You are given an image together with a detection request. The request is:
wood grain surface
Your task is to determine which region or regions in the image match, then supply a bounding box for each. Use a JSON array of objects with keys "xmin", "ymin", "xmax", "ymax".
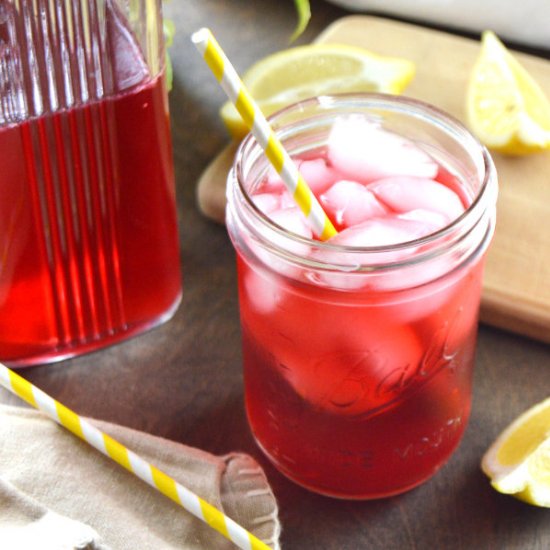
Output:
[
  {"xmin": 2, "ymin": 2, "xmax": 549, "ymax": 549},
  {"xmin": 198, "ymin": 15, "xmax": 550, "ymax": 344}
]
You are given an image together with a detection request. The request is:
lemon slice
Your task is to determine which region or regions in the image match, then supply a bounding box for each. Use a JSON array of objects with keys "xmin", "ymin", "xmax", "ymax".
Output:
[
  {"xmin": 220, "ymin": 43, "xmax": 415, "ymax": 140},
  {"xmin": 466, "ymin": 31, "xmax": 550, "ymax": 155},
  {"xmin": 481, "ymin": 397, "xmax": 550, "ymax": 507}
]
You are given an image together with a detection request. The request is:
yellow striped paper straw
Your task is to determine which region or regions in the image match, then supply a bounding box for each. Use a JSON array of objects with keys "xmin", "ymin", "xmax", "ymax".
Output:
[
  {"xmin": 192, "ymin": 27, "xmax": 337, "ymax": 241},
  {"xmin": 0, "ymin": 363, "xmax": 271, "ymax": 550}
]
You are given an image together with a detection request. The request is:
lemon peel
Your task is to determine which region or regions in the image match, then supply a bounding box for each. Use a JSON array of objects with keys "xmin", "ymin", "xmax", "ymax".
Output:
[
  {"xmin": 481, "ymin": 396, "xmax": 550, "ymax": 507},
  {"xmin": 220, "ymin": 43, "xmax": 415, "ymax": 140},
  {"xmin": 466, "ymin": 31, "xmax": 550, "ymax": 155}
]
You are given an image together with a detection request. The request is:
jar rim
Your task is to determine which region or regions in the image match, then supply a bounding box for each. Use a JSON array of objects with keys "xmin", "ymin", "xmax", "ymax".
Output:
[{"xmin": 232, "ymin": 92, "xmax": 497, "ymax": 266}]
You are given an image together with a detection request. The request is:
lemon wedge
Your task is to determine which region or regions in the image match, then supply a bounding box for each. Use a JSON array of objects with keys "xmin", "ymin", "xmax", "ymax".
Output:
[
  {"xmin": 481, "ymin": 396, "xmax": 550, "ymax": 507},
  {"xmin": 466, "ymin": 31, "xmax": 550, "ymax": 155},
  {"xmin": 220, "ymin": 43, "xmax": 415, "ymax": 140}
]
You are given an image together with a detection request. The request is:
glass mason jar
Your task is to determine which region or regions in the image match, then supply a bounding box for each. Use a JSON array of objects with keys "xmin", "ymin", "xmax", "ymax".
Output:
[
  {"xmin": 0, "ymin": 0, "xmax": 181, "ymax": 365},
  {"xmin": 226, "ymin": 94, "xmax": 497, "ymax": 499}
]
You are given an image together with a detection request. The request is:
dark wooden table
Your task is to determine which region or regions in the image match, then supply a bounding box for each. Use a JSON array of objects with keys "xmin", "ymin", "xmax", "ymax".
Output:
[{"xmin": 2, "ymin": 1, "xmax": 549, "ymax": 548}]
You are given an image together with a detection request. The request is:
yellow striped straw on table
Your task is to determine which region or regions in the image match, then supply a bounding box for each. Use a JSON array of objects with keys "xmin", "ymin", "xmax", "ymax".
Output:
[
  {"xmin": 192, "ymin": 27, "xmax": 337, "ymax": 241},
  {"xmin": 0, "ymin": 363, "xmax": 271, "ymax": 550}
]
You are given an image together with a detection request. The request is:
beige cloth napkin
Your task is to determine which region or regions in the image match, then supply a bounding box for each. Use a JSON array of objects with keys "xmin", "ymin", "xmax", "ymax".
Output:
[{"xmin": 0, "ymin": 404, "xmax": 280, "ymax": 550}]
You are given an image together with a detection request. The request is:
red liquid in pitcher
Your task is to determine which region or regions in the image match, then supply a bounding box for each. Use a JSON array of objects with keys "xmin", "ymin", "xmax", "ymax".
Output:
[
  {"xmin": 236, "ymin": 118, "xmax": 485, "ymax": 498},
  {"xmin": 0, "ymin": 72, "xmax": 181, "ymax": 364}
]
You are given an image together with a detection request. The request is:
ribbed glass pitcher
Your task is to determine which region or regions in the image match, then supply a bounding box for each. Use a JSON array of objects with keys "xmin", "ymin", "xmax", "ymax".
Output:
[{"xmin": 0, "ymin": 0, "xmax": 181, "ymax": 365}]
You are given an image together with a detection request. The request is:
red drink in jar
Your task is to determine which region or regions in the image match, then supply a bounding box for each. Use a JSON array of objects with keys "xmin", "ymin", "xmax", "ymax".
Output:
[
  {"xmin": 226, "ymin": 95, "xmax": 497, "ymax": 498},
  {"xmin": 0, "ymin": 0, "xmax": 181, "ymax": 365}
]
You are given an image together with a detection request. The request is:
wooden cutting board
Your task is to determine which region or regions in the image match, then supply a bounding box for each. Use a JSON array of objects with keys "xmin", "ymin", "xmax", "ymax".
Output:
[{"xmin": 197, "ymin": 15, "xmax": 550, "ymax": 344}]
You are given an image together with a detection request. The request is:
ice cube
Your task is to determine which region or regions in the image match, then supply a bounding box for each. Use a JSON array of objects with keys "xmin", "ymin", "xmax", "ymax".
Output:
[
  {"xmin": 369, "ymin": 264, "xmax": 460, "ymax": 323},
  {"xmin": 330, "ymin": 216, "xmax": 433, "ymax": 248},
  {"xmin": 369, "ymin": 177, "xmax": 465, "ymax": 221},
  {"xmin": 397, "ymin": 208, "xmax": 450, "ymax": 233},
  {"xmin": 320, "ymin": 180, "xmax": 388, "ymax": 228},
  {"xmin": 241, "ymin": 283, "xmax": 343, "ymax": 390},
  {"xmin": 243, "ymin": 269, "xmax": 282, "ymax": 314},
  {"xmin": 258, "ymin": 157, "xmax": 339, "ymax": 197},
  {"xmin": 328, "ymin": 117, "xmax": 438, "ymax": 183},
  {"xmin": 279, "ymin": 191, "xmax": 296, "ymax": 210},
  {"xmin": 252, "ymin": 191, "xmax": 300, "ymax": 215},
  {"xmin": 311, "ymin": 216, "xmax": 446, "ymax": 291},
  {"xmin": 297, "ymin": 158, "xmax": 340, "ymax": 195},
  {"xmin": 281, "ymin": 323, "xmax": 423, "ymax": 416},
  {"xmin": 270, "ymin": 207, "xmax": 313, "ymax": 242},
  {"xmin": 252, "ymin": 193, "xmax": 281, "ymax": 215},
  {"xmin": 247, "ymin": 206, "xmax": 313, "ymax": 280},
  {"xmin": 308, "ymin": 218, "xmax": 420, "ymax": 291},
  {"xmin": 418, "ymin": 258, "xmax": 484, "ymax": 354},
  {"xmin": 260, "ymin": 166, "xmax": 286, "ymax": 193}
]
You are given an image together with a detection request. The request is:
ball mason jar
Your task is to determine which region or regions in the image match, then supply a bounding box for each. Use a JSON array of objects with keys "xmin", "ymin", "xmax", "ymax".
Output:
[{"xmin": 226, "ymin": 94, "xmax": 497, "ymax": 499}]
